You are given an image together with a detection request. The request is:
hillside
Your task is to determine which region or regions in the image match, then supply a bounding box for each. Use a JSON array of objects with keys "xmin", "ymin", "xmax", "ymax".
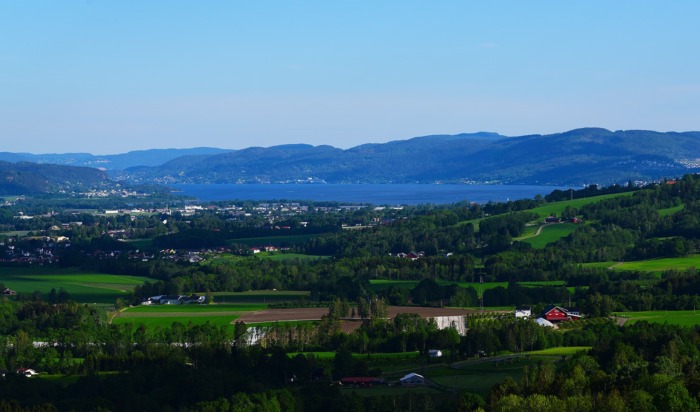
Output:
[
  {"xmin": 0, "ymin": 161, "xmax": 113, "ymax": 195},
  {"xmin": 113, "ymin": 128, "xmax": 700, "ymax": 186},
  {"xmin": 0, "ymin": 147, "xmax": 232, "ymax": 170}
]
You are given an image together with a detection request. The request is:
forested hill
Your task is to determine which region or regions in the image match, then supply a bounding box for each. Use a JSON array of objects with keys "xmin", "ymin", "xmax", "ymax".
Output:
[
  {"xmin": 0, "ymin": 147, "xmax": 231, "ymax": 171},
  {"xmin": 0, "ymin": 161, "xmax": 113, "ymax": 195},
  {"xmin": 114, "ymin": 128, "xmax": 700, "ymax": 186}
]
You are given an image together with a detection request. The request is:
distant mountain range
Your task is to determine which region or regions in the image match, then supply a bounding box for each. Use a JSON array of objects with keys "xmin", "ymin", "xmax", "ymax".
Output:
[
  {"xmin": 0, "ymin": 147, "xmax": 231, "ymax": 170},
  {"xmin": 114, "ymin": 128, "xmax": 700, "ymax": 186},
  {"xmin": 2, "ymin": 128, "xmax": 700, "ymax": 194}
]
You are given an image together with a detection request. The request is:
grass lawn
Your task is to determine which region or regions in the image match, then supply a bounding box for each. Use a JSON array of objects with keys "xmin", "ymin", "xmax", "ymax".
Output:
[
  {"xmin": 0, "ymin": 267, "xmax": 155, "ymax": 304},
  {"xmin": 613, "ymin": 310, "xmax": 700, "ymax": 327}
]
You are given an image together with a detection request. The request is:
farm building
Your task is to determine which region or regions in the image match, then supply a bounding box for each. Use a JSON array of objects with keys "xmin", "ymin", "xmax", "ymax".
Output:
[
  {"xmin": 537, "ymin": 305, "xmax": 582, "ymax": 323},
  {"xmin": 400, "ymin": 373, "xmax": 425, "ymax": 386},
  {"xmin": 515, "ymin": 305, "xmax": 531, "ymax": 318}
]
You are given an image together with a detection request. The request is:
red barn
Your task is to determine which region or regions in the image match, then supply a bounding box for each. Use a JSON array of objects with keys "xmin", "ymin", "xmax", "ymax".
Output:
[{"xmin": 538, "ymin": 305, "xmax": 569, "ymax": 322}]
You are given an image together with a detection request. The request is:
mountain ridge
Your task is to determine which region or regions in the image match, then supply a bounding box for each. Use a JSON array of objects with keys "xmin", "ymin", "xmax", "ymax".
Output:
[{"xmin": 3, "ymin": 128, "xmax": 700, "ymax": 189}]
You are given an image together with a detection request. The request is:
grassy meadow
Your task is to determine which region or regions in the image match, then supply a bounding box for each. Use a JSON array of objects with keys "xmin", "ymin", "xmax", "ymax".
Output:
[
  {"xmin": 112, "ymin": 303, "xmax": 263, "ymax": 330},
  {"xmin": 520, "ymin": 223, "xmax": 578, "ymax": 248},
  {"xmin": 226, "ymin": 234, "xmax": 320, "ymax": 247},
  {"xmin": 613, "ymin": 310, "xmax": 700, "ymax": 327},
  {"xmin": 0, "ymin": 267, "xmax": 155, "ymax": 304},
  {"xmin": 369, "ymin": 279, "xmax": 566, "ymax": 293},
  {"xmin": 584, "ymin": 255, "xmax": 700, "ymax": 275}
]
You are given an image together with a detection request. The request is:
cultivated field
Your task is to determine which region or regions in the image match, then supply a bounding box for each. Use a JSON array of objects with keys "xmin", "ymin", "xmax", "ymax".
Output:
[
  {"xmin": 0, "ymin": 267, "xmax": 154, "ymax": 304},
  {"xmin": 112, "ymin": 303, "xmax": 263, "ymax": 329},
  {"xmin": 613, "ymin": 310, "xmax": 700, "ymax": 327},
  {"xmin": 584, "ymin": 255, "xmax": 700, "ymax": 274}
]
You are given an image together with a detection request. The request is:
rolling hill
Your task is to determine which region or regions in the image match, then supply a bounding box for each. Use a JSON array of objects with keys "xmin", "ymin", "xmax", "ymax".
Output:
[{"xmin": 113, "ymin": 128, "xmax": 700, "ymax": 186}]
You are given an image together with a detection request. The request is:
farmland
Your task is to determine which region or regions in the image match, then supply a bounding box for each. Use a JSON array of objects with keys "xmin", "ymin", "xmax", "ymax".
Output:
[
  {"xmin": 0, "ymin": 267, "xmax": 154, "ymax": 304},
  {"xmin": 584, "ymin": 255, "xmax": 700, "ymax": 274},
  {"xmin": 520, "ymin": 223, "xmax": 578, "ymax": 248},
  {"xmin": 613, "ymin": 310, "xmax": 700, "ymax": 327},
  {"xmin": 112, "ymin": 303, "xmax": 263, "ymax": 330},
  {"xmin": 368, "ymin": 279, "xmax": 565, "ymax": 293}
]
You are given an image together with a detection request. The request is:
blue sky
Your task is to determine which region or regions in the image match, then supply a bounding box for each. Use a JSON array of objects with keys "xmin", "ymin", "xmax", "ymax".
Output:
[{"xmin": 1, "ymin": 1, "xmax": 698, "ymax": 154}]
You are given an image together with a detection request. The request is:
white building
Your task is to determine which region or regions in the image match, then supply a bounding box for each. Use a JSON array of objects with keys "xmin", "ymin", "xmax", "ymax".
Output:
[{"xmin": 400, "ymin": 373, "xmax": 425, "ymax": 386}]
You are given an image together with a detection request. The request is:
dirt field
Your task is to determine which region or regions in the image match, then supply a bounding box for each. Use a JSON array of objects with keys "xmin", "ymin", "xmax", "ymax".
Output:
[{"xmin": 236, "ymin": 306, "xmax": 491, "ymax": 324}]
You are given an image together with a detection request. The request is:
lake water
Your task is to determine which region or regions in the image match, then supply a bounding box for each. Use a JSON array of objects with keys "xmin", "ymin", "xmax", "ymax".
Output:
[{"xmin": 172, "ymin": 184, "xmax": 574, "ymax": 205}]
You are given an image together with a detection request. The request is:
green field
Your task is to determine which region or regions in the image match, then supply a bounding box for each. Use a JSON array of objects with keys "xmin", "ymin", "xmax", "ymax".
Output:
[
  {"xmin": 0, "ymin": 267, "xmax": 155, "ymax": 304},
  {"xmin": 427, "ymin": 355, "xmax": 559, "ymax": 396},
  {"xmin": 520, "ymin": 223, "xmax": 578, "ymax": 249},
  {"xmin": 584, "ymin": 255, "xmax": 700, "ymax": 274},
  {"xmin": 255, "ymin": 252, "xmax": 330, "ymax": 261},
  {"xmin": 525, "ymin": 346, "xmax": 591, "ymax": 356},
  {"xmin": 613, "ymin": 310, "xmax": 700, "ymax": 327},
  {"xmin": 369, "ymin": 279, "xmax": 565, "ymax": 292},
  {"xmin": 212, "ymin": 290, "xmax": 310, "ymax": 304},
  {"xmin": 658, "ymin": 204, "xmax": 684, "ymax": 217},
  {"xmin": 113, "ymin": 302, "xmax": 260, "ymax": 330},
  {"xmin": 0, "ymin": 231, "xmax": 31, "ymax": 237},
  {"xmin": 458, "ymin": 192, "xmax": 631, "ymax": 231},
  {"xmin": 526, "ymin": 193, "xmax": 632, "ymax": 220},
  {"xmin": 227, "ymin": 234, "xmax": 320, "ymax": 246}
]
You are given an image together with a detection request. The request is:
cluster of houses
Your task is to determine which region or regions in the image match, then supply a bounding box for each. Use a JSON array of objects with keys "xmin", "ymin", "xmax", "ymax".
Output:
[
  {"xmin": 544, "ymin": 216, "xmax": 583, "ymax": 224},
  {"xmin": 141, "ymin": 294, "xmax": 206, "ymax": 305},
  {"xmin": 515, "ymin": 304, "xmax": 582, "ymax": 327}
]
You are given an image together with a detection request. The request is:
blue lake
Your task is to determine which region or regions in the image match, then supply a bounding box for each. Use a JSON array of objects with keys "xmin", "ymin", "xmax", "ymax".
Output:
[{"xmin": 172, "ymin": 184, "xmax": 575, "ymax": 205}]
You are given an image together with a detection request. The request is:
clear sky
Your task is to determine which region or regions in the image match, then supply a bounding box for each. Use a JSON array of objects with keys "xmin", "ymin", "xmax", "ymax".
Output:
[{"xmin": 1, "ymin": 1, "xmax": 699, "ymax": 154}]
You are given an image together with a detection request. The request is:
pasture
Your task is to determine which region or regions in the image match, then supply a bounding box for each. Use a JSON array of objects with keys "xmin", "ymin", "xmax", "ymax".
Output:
[
  {"xmin": 520, "ymin": 223, "xmax": 578, "ymax": 249},
  {"xmin": 584, "ymin": 255, "xmax": 700, "ymax": 274},
  {"xmin": 0, "ymin": 267, "xmax": 154, "ymax": 304},
  {"xmin": 613, "ymin": 310, "xmax": 700, "ymax": 327},
  {"xmin": 368, "ymin": 279, "xmax": 566, "ymax": 292},
  {"xmin": 212, "ymin": 290, "xmax": 310, "ymax": 304},
  {"xmin": 255, "ymin": 252, "xmax": 330, "ymax": 261},
  {"xmin": 112, "ymin": 303, "xmax": 260, "ymax": 330},
  {"xmin": 428, "ymin": 355, "xmax": 560, "ymax": 397},
  {"xmin": 226, "ymin": 234, "xmax": 320, "ymax": 247},
  {"xmin": 525, "ymin": 346, "xmax": 591, "ymax": 356},
  {"xmin": 525, "ymin": 192, "xmax": 632, "ymax": 220}
]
